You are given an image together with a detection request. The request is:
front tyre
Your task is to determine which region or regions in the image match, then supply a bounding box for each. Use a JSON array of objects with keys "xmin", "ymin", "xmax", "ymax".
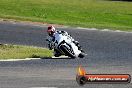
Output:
[
  {"xmin": 60, "ymin": 45, "xmax": 76, "ymax": 58},
  {"xmin": 78, "ymin": 53, "xmax": 85, "ymax": 58}
]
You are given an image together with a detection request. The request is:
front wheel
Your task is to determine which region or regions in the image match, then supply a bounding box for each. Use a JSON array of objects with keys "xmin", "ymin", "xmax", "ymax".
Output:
[
  {"xmin": 78, "ymin": 53, "xmax": 85, "ymax": 58},
  {"xmin": 60, "ymin": 45, "xmax": 76, "ymax": 58}
]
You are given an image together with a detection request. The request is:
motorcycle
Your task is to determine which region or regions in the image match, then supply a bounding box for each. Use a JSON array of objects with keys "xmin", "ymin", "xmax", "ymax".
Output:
[{"xmin": 46, "ymin": 33, "xmax": 85, "ymax": 58}]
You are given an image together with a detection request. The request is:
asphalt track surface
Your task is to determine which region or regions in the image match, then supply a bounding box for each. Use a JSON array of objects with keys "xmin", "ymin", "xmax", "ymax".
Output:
[{"xmin": 0, "ymin": 21, "xmax": 132, "ymax": 88}]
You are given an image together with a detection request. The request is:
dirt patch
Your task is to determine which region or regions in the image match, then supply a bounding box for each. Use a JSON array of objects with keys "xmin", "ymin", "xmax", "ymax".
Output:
[{"xmin": 0, "ymin": 18, "xmax": 65, "ymax": 28}]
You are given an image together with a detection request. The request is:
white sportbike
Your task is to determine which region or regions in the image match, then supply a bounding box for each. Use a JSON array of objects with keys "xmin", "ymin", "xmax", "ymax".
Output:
[{"xmin": 46, "ymin": 33, "xmax": 85, "ymax": 58}]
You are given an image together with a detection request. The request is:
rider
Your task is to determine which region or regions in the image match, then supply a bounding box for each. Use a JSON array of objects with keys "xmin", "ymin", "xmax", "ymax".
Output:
[{"xmin": 46, "ymin": 25, "xmax": 83, "ymax": 57}]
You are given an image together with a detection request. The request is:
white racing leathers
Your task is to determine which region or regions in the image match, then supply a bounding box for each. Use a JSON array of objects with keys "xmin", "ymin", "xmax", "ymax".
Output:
[{"xmin": 46, "ymin": 32, "xmax": 82, "ymax": 58}]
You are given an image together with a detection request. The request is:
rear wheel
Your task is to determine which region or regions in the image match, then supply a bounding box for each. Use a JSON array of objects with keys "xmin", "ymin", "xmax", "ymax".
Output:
[{"xmin": 60, "ymin": 45, "xmax": 76, "ymax": 58}]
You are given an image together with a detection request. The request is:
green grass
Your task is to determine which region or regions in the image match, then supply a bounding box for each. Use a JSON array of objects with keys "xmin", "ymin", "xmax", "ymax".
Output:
[
  {"xmin": 0, "ymin": 0, "xmax": 132, "ymax": 31},
  {"xmin": 0, "ymin": 44, "xmax": 52, "ymax": 59}
]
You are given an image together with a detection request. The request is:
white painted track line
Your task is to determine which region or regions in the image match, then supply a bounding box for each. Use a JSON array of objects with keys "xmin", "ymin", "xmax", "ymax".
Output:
[
  {"xmin": 30, "ymin": 87, "xmax": 57, "ymax": 88},
  {"xmin": 0, "ymin": 58, "xmax": 41, "ymax": 61},
  {"xmin": 0, "ymin": 56, "xmax": 70, "ymax": 61}
]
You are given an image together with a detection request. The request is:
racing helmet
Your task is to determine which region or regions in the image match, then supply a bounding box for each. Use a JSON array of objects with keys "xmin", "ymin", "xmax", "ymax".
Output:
[{"xmin": 47, "ymin": 26, "xmax": 56, "ymax": 36}]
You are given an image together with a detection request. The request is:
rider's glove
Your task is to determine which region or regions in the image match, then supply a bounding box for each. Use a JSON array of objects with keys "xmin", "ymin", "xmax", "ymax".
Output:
[
  {"xmin": 48, "ymin": 43, "xmax": 53, "ymax": 50},
  {"xmin": 46, "ymin": 37, "xmax": 54, "ymax": 50}
]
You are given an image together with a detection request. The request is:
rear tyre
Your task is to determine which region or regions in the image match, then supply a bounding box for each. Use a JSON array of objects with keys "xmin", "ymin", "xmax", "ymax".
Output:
[{"xmin": 60, "ymin": 45, "xmax": 76, "ymax": 58}]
